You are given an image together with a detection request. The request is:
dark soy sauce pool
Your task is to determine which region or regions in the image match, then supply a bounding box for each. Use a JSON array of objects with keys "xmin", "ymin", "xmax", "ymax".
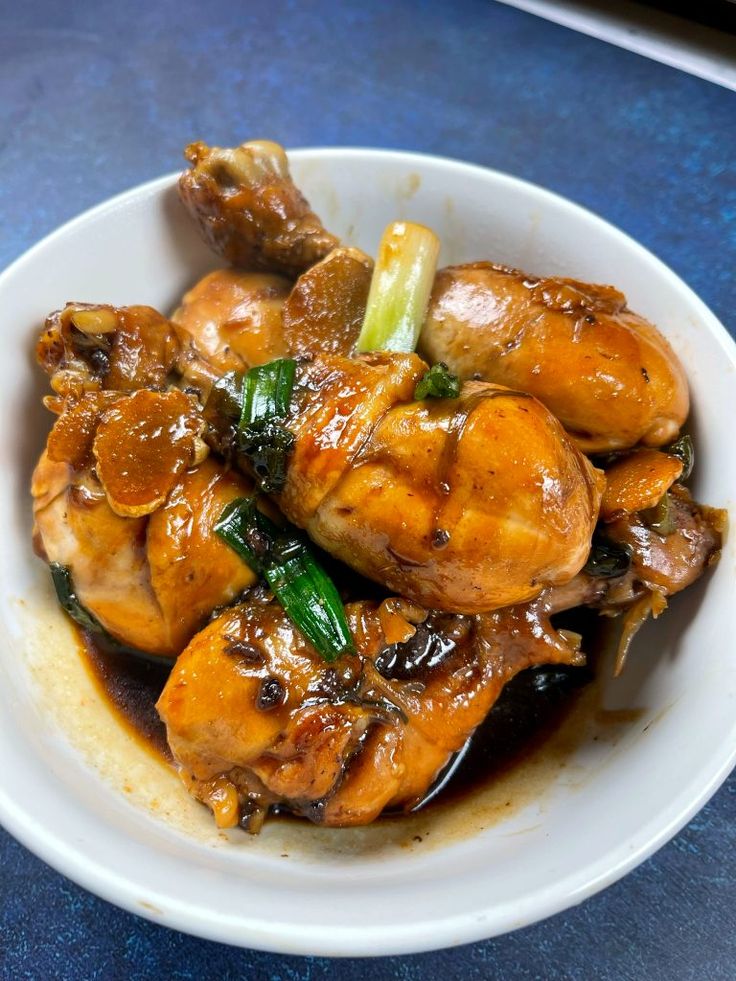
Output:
[
  {"xmin": 78, "ymin": 607, "xmax": 604, "ymax": 817},
  {"xmin": 79, "ymin": 630, "xmax": 172, "ymax": 760}
]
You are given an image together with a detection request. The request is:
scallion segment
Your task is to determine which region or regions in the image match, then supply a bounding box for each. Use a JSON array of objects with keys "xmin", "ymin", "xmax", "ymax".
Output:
[
  {"xmin": 415, "ymin": 362, "xmax": 460, "ymax": 400},
  {"xmin": 50, "ymin": 562, "xmax": 105, "ymax": 633},
  {"xmin": 582, "ymin": 538, "xmax": 632, "ymax": 579},
  {"xmin": 665, "ymin": 434, "xmax": 694, "ymax": 481},
  {"xmin": 642, "ymin": 492, "xmax": 676, "ymax": 536},
  {"xmin": 239, "ymin": 358, "xmax": 297, "ymax": 428},
  {"xmin": 238, "ymin": 359, "xmax": 297, "ymax": 493},
  {"xmin": 356, "ymin": 221, "xmax": 440, "ymax": 353},
  {"xmin": 215, "ymin": 498, "xmax": 355, "ymax": 662},
  {"xmin": 208, "ymin": 371, "xmax": 245, "ymax": 422}
]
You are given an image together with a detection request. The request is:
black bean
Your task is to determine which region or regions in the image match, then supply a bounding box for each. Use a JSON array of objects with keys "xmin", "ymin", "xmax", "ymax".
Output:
[{"xmin": 257, "ymin": 675, "xmax": 285, "ymax": 710}]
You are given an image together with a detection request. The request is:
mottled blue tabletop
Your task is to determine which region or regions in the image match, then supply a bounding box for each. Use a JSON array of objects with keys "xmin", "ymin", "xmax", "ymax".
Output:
[{"xmin": 1, "ymin": 1, "xmax": 735, "ymax": 978}]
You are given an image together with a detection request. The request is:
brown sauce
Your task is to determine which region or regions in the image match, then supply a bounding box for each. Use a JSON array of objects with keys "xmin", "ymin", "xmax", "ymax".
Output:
[
  {"xmin": 76, "ymin": 607, "xmax": 603, "ymax": 819},
  {"xmin": 415, "ymin": 661, "xmax": 591, "ymax": 812},
  {"xmin": 78, "ymin": 629, "xmax": 173, "ymax": 761}
]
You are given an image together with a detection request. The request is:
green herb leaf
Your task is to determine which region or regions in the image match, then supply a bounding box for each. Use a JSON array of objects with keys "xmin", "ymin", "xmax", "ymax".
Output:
[
  {"xmin": 239, "ymin": 420, "xmax": 296, "ymax": 494},
  {"xmin": 215, "ymin": 498, "xmax": 355, "ymax": 662},
  {"xmin": 665, "ymin": 434, "xmax": 694, "ymax": 481},
  {"xmin": 583, "ymin": 538, "xmax": 632, "ymax": 579},
  {"xmin": 414, "ymin": 362, "xmax": 461, "ymax": 400},
  {"xmin": 209, "ymin": 371, "xmax": 245, "ymax": 422}
]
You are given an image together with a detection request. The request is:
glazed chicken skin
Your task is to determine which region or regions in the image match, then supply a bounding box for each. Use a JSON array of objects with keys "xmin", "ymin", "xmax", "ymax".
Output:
[
  {"xmin": 420, "ymin": 263, "xmax": 689, "ymax": 453},
  {"xmin": 157, "ymin": 593, "xmax": 584, "ymax": 829},
  {"xmin": 172, "ymin": 268, "xmax": 291, "ymax": 388},
  {"xmin": 32, "ymin": 390, "xmax": 256, "ymax": 655},
  {"xmin": 38, "ymin": 299, "xmax": 603, "ymax": 620},
  {"xmin": 554, "ymin": 485, "xmax": 723, "ymax": 613},
  {"xmin": 179, "ymin": 140, "xmax": 339, "ymax": 275},
  {"xmin": 273, "ymin": 352, "xmax": 603, "ymax": 613},
  {"xmin": 176, "ymin": 140, "xmax": 688, "ymax": 457}
]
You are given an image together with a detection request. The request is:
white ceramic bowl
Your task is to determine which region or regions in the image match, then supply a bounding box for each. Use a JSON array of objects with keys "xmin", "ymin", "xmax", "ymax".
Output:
[{"xmin": 0, "ymin": 149, "xmax": 734, "ymax": 957}]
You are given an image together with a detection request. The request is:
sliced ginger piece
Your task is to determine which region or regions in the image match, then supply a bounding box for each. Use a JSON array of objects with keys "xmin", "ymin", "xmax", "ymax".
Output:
[
  {"xmin": 601, "ymin": 448, "xmax": 683, "ymax": 521},
  {"xmin": 93, "ymin": 389, "xmax": 201, "ymax": 517},
  {"xmin": 46, "ymin": 392, "xmax": 122, "ymax": 469},
  {"xmin": 282, "ymin": 247, "xmax": 373, "ymax": 356}
]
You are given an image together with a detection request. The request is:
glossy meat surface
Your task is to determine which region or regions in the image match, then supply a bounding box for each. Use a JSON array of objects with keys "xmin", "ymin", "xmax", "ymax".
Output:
[
  {"xmin": 32, "ymin": 392, "xmax": 256, "ymax": 655},
  {"xmin": 179, "ymin": 140, "xmax": 339, "ymax": 274},
  {"xmin": 420, "ymin": 263, "xmax": 689, "ymax": 452},
  {"xmin": 157, "ymin": 595, "xmax": 583, "ymax": 828},
  {"xmin": 278, "ymin": 353, "xmax": 603, "ymax": 612},
  {"xmin": 605, "ymin": 485, "xmax": 724, "ymax": 599},
  {"xmin": 172, "ymin": 269, "xmax": 290, "ymax": 381}
]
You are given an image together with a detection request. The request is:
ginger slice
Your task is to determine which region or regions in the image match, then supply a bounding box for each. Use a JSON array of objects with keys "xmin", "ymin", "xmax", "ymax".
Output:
[
  {"xmin": 601, "ymin": 448, "xmax": 683, "ymax": 521},
  {"xmin": 282, "ymin": 247, "xmax": 373, "ymax": 356},
  {"xmin": 46, "ymin": 392, "xmax": 122, "ymax": 469},
  {"xmin": 93, "ymin": 389, "xmax": 201, "ymax": 517}
]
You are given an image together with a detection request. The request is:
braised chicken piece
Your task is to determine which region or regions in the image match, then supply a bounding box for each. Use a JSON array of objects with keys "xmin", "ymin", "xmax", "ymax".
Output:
[
  {"xmin": 37, "ymin": 302, "xmax": 180, "ymax": 401},
  {"xmin": 604, "ymin": 485, "xmax": 723, "ymax": 599},
  {"xmin": 32, "ymin": 390, "xmax": 256, "ymax": 655},
  {"xmin": 271, "ymin": 352, "xmax": 603, "ymax": 613},
  {"xmin": 158, "ymin": 472, "xmax": 723, "ymax": 829},
  {"xmin": 179, "ymin": 140, "xmax": 339, "ymax": 274},
  {"xmin": 420, "ymin": 263, "xmax": 689, "ymax": 453},
  {"xmin": 171, "ymin": 269, "xmax": 291, "ymax": 388},
  {"xmin": 157, "ymin": 594, "xmax": 584, "ymax": 829},
  {"xmin": 175, "ymin": 146, "xmax": 687, "ymax": 457},
  {"xmin": 551, "ymin": 481, "xmax": 724, "ymax": 673}
]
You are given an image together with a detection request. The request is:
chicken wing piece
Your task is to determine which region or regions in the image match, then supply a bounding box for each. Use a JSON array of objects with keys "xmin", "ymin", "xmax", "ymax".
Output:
[
  {"xmin": 547, "ymin": 482, "xmax": 724, "ymax": 674},
  {"xmin": 420, "ymin": 263, "xmax": 689, "ymax": 453},
  {"xmin": 37, "ymin": 302, "xmax": 180, "ymax": 401},
  {"xmin": 157, "ymin": 593, "xmax": 584, "ymax": 830},
  {"xmin": 549, "ymin": 484, "xmax": 724, "ymax": 614},
  {"xmin": 171, "ymin": 269, "xmax": 291, "ymax": 386},
  {"xmin": 32, "ymin": 390, "xmax": 256, "ymax": 655},
  {"xmin": 178, "ymin": 140, "xmax": 339, "ymax": 274},
  {"xmin": 269, "ymin": 352, "xmax": 603, "ymax": 613},
  {"xmin": 603, "ymin": 484, "xmax": 724, "ymax": 601}
]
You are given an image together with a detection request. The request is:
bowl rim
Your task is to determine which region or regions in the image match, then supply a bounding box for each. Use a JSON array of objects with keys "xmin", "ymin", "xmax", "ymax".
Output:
[{"xmin": 1, "ymin": 146, "xmax": 735, "ymax": 956}]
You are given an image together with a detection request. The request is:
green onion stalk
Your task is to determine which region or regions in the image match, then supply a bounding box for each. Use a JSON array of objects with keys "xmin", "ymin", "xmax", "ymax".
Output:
[
  {"xmin": 215, "ymin": 498, "xmax": 355, "ymax": 662},
  {"xmin": 356, "ymin": 220, "xmax": 440, "ymax": 354}
]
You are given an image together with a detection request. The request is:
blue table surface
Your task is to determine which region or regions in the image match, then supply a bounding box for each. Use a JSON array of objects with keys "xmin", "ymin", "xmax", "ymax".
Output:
[{"xmin": 1, "ymin": 1, "xmax": 734, "ymax": 977}]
